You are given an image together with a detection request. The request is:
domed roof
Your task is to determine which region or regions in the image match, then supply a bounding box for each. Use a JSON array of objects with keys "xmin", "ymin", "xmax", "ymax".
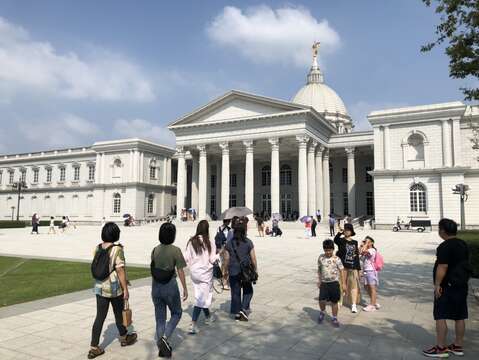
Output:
[{"xmin": 291, "ymin": 42, "xmax": 351, "ymax": 126}]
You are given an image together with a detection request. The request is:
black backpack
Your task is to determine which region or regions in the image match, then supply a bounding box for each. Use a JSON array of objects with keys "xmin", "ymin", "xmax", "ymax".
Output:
[
  {"xmin": 91, "ymin": 244, "xmax": 120, "ymax": 281},
  {"xmin": 150, "ymin": 248, "xmax": 175, "ymax": 284},
  {"xmin": 215, "ymin": 227, "xmax": 228, "ymax": 250}
]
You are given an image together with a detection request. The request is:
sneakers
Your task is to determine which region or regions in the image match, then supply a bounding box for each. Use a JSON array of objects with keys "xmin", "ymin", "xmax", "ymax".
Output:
[
  {"xmin": 447, "ymin": 344, "xmax": 464, "ymax": 356},
  {"xmin": 158, "ymin": 336, "xmax": 172, "ymax": 358},
  {"xmin": 374, "ymin": 303, "xmax": 381, "ymax": 310},
  {"xmin": 120, "ymin": 332, "xmax": 137, "ymax": 347},
  {"xmin": 318, "ymin": 311, "xmax": 325, "ymax": 324},
  {"xmin": 422, "ymin": 346, "xmax": 449, "ymax": 358},
  {"xmin": 188, "ymin": 323, "xmax": 198, "ymax": 335},
  {"xmin": 351, "ymin": 304, "xmax": 358, "ymax": 313},
  {"xmin": 331, "ymin": 317, "xmax": 340, "ymax": 328},
  {"xmin": 362, "ymin": 305, "xmax": 376, "ymax": 312},
  {"xmin": 239, "ymin": 310, "xmax": 249, "ymax": 322},
  {"xmin": 204, "ymin": 314, "xmax": 216, "ymax": 325}
]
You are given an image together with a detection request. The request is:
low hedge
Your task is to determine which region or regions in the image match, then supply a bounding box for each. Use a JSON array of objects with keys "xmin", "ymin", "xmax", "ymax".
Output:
[
  {"xmin": 458, "ymin": 230, "xmax": 479, "ymax": 278},
  {"xmin": 0, "ymin": 221, "xmax": 26, "ymax": 228},
  {"xmin": 38, "ymin": 220, "xmax": 62, "ymax": 227}
]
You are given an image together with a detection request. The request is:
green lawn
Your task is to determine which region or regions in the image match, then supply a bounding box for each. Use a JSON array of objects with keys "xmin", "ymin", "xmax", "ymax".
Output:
[{"xmin": 0, "ymin": 256, "xmax": 150, "ymax": 307}]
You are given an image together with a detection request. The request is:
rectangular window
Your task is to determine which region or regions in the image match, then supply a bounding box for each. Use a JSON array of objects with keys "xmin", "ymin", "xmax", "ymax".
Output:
[
  {"xmin": 229, "ymin": 193, "xmax": 237, "ymax": 207},
  {"xmin": 74, "ymin": 167, "xmax": 80, "ymax": 181},
  {"xmin": 210, "ymin": 194, "xmax": 216, "ymax": 215},
  {"xmin": 330, "ymin": 192, "xmax": 334, "ymax": 214},
  {"xmin": 9, "ymin": 171, "xmax": 14, "ymax": 184},
  {"xmin": 365, "ymin": 166, "xmax": 372, "ymax": 183},
  {"xmin": 20, "ymin": 170, "xmax": 26, "ymax": 183},
  {"xmin": 33, "ymin": 169, "xmax": 39, "ymax": 183},
  {"xmin": 366, "ymin": 191, "xmax": 374, "ymax": 215},
  {"xmin": 342, "ymin": 168, "xmax": 347, "ymax": 183},
  {"xmin": 211, "ymin": 174, "xmax": 216, "ymax": 189},
  {"xmin": 230, "ymin": 174, "xmax": 237, "ymax": 187},
  {"xmin": 46, "ymin": 168, "xmax": 52, "ymax": 183},
  {"xmin": 343, "ymin": 192, "xmax": 349, "ymax": 215},
  {"xmin": 88, "ymin": 166, "xmax": 95, "ymax": 181},
  {"xmin": 60, "ymin": 168, "xmax": 66, "ymax": 182},
  {"xmin": 150, "ymin": 166, "xmax": 156, "ymax": 180}
]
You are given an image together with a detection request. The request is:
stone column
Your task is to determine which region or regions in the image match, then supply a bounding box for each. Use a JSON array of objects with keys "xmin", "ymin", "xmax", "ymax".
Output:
[
  {"xmin": 220, "ymin": 142, "xmax": 230, "ymax": 214},
  {"xmin": 176, "ymin": 147, "xmax": 186, "ymax": 219},
  {"xmin": 100, "ymin": 153, "xmax": 106, "ymax": 183},
  {"xmin": 139, "ymin": 152, "xmax": 144, "ymax": 183},
  {"xmin": 162, "ymin": 158, "xmax": 168, "ymax": 185},
  {"xmin": 401, "ymin": 142, "xmax": 408, "ymax": 169},
  {"xmin": 322, "ymin": 149, "xmax": 331, "ymax": 216},
  {"xmin": 346, "ymin": 147, "xmax": 356, "ymax": 217},
  {"xmin": 243, "ymin": 140, "xmax": 254, "ymax": 211},
  {"xmin": 307, "ymin": 140, "xmax": 317, "ymax": 216},
  {"xmin": 191, "ymin": 153, "xmax": 199, "ymax": 212},
  {"xmin": 442, "ymin": 119, "xmax": 452, "ymax": 167},
  {"xmin": 128, "ymin": 150, "xmax": 133, "ymax": 182},
  {"xmin": 373, "ymin": 126, "xmax": 383, "ymax": 170},
  {"xmin": 197, "ymin": 145, "xmax": 207, "ymax": 219},
  {"xmin": 452, "ymin": 118, "xmax": 462, "ymax": 166},
  {"xmin": 269, "ymin": 137, "xmax": 280, "ymax": 215},
  {"xmin": 384, "ymin": 125, "xmax": 391, "ymax": 169},
  {"xmin": 95, "ymin": 153, "xmax": 101, "ymax": 183},
  {"xmin": 166, "ymin": 158, "xmax": 172, "ymax": 185},
  {"xmin": 315, "ymin": 145, "xmax": 324, "ymax": 220},
  {"xmin": 296, "ymin": 135, "xmax": 309, "ymax": 217},
  {"xmin": 215, "ymin": 161, "xmax": 222, "ymax": 216}
]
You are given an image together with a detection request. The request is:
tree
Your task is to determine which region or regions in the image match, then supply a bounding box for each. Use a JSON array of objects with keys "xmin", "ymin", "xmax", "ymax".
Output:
[{"xmin": 421, "ymin": 0, "xmax": 479, "ymax": 100}]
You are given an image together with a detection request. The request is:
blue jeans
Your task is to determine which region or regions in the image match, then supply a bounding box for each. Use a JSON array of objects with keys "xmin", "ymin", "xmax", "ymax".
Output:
[
  {"xmin": 151, "ymin": 278, "xmax": 182, "ymax": 341},
  {"xmin": 192, "ymin": 306, "xmax": 210, "ymax": 322},
  {"xmin": 229, "ymin": 274, "xmax": 253, "ymax": 315}
]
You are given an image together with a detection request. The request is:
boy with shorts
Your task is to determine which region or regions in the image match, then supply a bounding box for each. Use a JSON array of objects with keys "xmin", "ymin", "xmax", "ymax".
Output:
[{"xmin": 317, "ymin": 239, "xmax": 346, "ymax": 327}]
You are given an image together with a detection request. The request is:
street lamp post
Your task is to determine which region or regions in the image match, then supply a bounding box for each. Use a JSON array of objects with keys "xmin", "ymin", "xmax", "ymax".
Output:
[
  {"xmin": 452, "ymin": 184, "xmax": 469, "ymax": 231},
  {"xmin": 11, "ymin": 181, "xmax": 28, "ymax": 221}
]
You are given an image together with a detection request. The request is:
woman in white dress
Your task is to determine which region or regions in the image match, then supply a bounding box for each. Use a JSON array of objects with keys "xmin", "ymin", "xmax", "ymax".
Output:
[{"xmin": 184, "ymin": 220, "xmax": 219, "ymax": 334}]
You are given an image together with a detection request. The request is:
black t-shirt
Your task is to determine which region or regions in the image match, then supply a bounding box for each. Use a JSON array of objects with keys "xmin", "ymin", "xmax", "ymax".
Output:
[
  {"xmin": 225, "ymin": 237, "xmax": 254, "ymax": 276},
  {"xmin": 433, "ymin": 238, "xmax": 469, "ymax": 287},
  {"xmin": 333, "ymin": 233, "xmax": 361, "ymax": 270}
]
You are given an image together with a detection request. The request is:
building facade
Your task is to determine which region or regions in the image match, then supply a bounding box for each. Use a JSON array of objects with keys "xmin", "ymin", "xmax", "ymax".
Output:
[{"xmin": 2, "ymin": 49, "xmax": 479, "ymax": 226}]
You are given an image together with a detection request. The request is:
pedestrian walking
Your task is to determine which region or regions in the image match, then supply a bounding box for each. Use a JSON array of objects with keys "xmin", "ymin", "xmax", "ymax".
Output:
[
  {"xmin": 48, "ymin": 216, "xmax": 56, "ymax": 234},
  {"xmin": 304, "ymin": 219, "xmax": 312, "ymax": 238},
  {"xmin": 334, "ymin": 223, "xmax": 361, "ymax": 313},
  {"xmin": 360, "ymin": 236, "xmax": 381, "ymax": 312},
  {"xmin": 223, "ymin": 218, "xmax": 258, "ymax": 321},
  {"xmin": 328, "ymin": 214, "xmax": 335, "ymax": 237},
  {"xmin": 88, "ymin": 222, "xmax": 137, "ymax": 359},
  {"xmin": 256, "ymin": 215, "xmax": 265, "ymax": 237},
  {"xmin": 311, "ymin": 218, "xmax": 317, "ymax": 237},
  {"xmin": 316, "ymin": 209, "xmax": 322, "ymax": 223},
  {"xmin": 31, "ymin": 213, "xmax": 40, "ymax": 234},
  {"xmin": 423, "ymin": 219, "xmax": 471, "ymax": 358},
  {"xmin": 184, "ymin": 220, "xmax": 219, "ymax": 334},
  {"xmin": 215, "ymin": 219, "xmax": 231, "ymax": 290},
  {"xmin": 151, "ymin": 222, "xmax": 188, "ymax": 358},
  {"xmin": 317, "ymin": 239, "xmax": 346, "ymax": 327}
]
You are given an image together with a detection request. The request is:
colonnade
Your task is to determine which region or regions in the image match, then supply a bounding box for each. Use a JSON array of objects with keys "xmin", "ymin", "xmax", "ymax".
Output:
[{"xmin": 176, "ymin": 136, "xmax": 358, "ymax": 220}]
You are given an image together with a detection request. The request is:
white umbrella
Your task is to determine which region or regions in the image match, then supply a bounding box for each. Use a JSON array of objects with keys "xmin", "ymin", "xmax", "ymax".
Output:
[{"xmin": 220, "ymin": 207, "xmax": 253, "ymax": 220}]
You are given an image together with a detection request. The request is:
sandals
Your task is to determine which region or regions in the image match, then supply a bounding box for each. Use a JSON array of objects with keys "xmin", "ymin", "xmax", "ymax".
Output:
[
  {"xmin": 120, "ymin": 333, "xmax": 138, "ymax": 347},
  {"xmin": 87, "ymin": 347, "xmax": 104, "ymax": 359}
]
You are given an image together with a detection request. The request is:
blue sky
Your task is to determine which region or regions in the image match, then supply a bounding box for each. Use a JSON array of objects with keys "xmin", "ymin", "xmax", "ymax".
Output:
[{"xmin": 0, "ymin": 0, "xmax": 469, "ymax": 154}]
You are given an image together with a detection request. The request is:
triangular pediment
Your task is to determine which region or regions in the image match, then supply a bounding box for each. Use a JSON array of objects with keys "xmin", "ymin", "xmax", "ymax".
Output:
[{"xmin": 169, "ymin": 90, "xmax": 307, "ymax": 128}]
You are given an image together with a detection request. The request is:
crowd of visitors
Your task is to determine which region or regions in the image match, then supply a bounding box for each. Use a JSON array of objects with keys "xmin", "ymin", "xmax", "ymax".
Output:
[{"xmin": 85, "ymin": 216, "xmax": 471, "ymax": 358}]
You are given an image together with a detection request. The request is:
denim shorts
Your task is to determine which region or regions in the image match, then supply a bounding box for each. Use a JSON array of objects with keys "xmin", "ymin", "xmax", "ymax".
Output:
[{"xmin": 363, "ymin": 270, "xmax": 379, "ymax": 286}]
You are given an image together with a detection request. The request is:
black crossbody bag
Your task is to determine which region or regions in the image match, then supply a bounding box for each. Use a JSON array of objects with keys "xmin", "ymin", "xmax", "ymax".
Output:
[
  {"xmin": 232, "ymin": 241, "xmax": 258, "ymax": 284},
  {"xmin": 150, "ymin": 248, "xmax": 175, "ymax": 284}
]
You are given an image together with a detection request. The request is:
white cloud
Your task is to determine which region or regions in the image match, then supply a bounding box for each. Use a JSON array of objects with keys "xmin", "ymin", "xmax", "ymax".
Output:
[
  {"xmin": 0, "ymin": 17, "xmax": 154, "ymax": 102},
  {"xmin": 349, "ymin": 101, "xmax": 409, "ymax": 131},
  {"xmin": 207, "ymin": 5, "xmax": 340, "ymax": 67},
  {"xmin": 18, "ymin": 114, "xmax": 99, "ymax": 148},
  {"xmin": 113, "ymin": 118, "xmax": 176, "ymax": 146}
]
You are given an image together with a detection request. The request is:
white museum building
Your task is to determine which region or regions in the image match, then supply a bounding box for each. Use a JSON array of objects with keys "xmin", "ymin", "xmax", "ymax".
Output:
[{"xmin": 1, "ymin": 51, "xmax": 479, "ymax": 227}]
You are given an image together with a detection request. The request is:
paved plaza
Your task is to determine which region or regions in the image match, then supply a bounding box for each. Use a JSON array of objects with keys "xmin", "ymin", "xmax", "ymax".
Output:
[{"xmin": 0, "ymin": 223, "xmax": 478, "ymax": 359}]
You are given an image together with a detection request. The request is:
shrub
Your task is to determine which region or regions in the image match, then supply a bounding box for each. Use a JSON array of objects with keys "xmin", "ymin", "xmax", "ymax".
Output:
[
  {"xmin": 38, "ymin": 220, "xmax": 62, "ymax": 227},
  {"xmin": 458, "ymin": 230, "xmax": 479, "ymax": 278},
  {"xmin": 0, "ymin": 221, "xmax": 26, "ymax": 228}
]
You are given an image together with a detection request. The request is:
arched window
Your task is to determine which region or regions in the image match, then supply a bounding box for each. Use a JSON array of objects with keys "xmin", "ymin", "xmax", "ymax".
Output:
[
  {"xmin": 113, "ymin": 193, "xmax": 121, "ymax": 214},
  {"xmin": 280, "ymin": 165, "xmax": 292, "ymax": 186},
  {"xmin": 262, "ymin": 165, "xmax": 271, "ymax": 186},
  {"xmin": 408, "ymin": 134, "xmax": 425, "ymax": 161},
  {"xmin": 410, "ymin": 183, "xmax": 427, "ymax": 212},
  {"xmin": 147, "ymin": 194, "xmax": 154, "ymax": 213},
  {"xmin": 149, "ymin": 160, "xmax": 157, "ymax": 180},
  {"xmin": 112, "ymin": 159, "xmax": 122, "ymax": 179}
]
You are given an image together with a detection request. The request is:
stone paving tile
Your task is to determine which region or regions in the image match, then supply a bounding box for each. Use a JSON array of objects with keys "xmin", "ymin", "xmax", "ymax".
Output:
[{"xmin": 0, "ymin": 225, "xmax": 478, "ymax": 359}]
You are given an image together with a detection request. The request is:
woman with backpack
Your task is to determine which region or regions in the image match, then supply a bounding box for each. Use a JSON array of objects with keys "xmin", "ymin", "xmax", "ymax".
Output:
[
  {"xmin": 360, "ymin": 236, "xmax": 381, "ymax": 312},
  {"xmin": 223, "ymin": 217, "xmax": 258, "ymax": 321},
  {"xmin": 88, "ymin": 222, "xmax": 137, "ymax": 359},
  {"xmin": 151, "ymin": 222, "xmax": 188, "ymax": 358},
  {"xmin": 184, "ymin": 220, "xmax": 219, "ymax": 334}
]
